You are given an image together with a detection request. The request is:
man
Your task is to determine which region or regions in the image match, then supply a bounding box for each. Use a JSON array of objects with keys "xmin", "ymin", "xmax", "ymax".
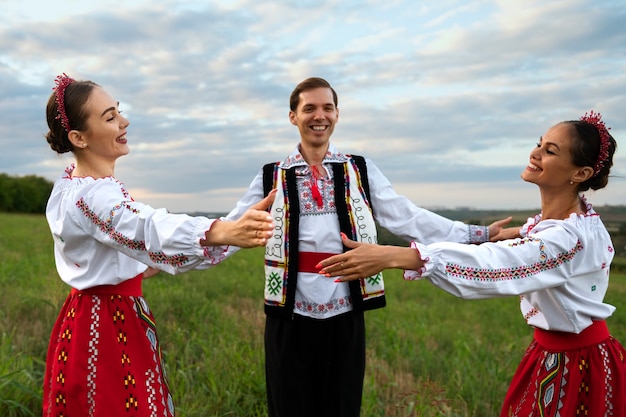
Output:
[{"xmin": 225, "ymin": 77, "xmax": 508, "ymax": 417}]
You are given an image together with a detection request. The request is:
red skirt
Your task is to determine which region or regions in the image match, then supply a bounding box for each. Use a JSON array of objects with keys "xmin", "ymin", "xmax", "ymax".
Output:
[
  {"xmin": 500, "ymin": 320, "xmax": 626, "ymax": 417},
  {"xmin": 43, "ymin": 276, "xmax": 174, "ymax": 417}
]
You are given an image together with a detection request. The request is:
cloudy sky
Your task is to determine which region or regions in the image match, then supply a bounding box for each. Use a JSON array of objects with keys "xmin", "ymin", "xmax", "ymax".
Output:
[{"xmin": 1, "ymin": 0, "xmax": 625, "ymax": 214}]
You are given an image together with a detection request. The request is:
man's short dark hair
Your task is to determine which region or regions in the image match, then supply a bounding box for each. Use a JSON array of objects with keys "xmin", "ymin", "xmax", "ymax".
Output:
[{"xmin": 289, "ymin": 77, "xmax": 338, "ymax": 111}]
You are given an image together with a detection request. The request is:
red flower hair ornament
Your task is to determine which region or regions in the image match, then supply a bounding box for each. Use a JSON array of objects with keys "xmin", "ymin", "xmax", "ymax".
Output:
[
  {"xmin": 580, "ymin": 110, "xmax": 611, "ymax": 176},
  {"xmin": 53, "ymin": 73, "xmax": 75, "ymax": 133}
]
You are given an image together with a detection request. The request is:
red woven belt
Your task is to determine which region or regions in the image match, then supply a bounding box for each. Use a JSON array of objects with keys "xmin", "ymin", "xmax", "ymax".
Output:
[
  {"xmin": 534, "ymin": 320, "xmax": 610, "ymax": 351},
  {"xmin": 70, "ymin": 273, "xmax": 143, "ymax": 297},
  {"xmin": 298, "ymin": 252, "xmax": 339, "ymax": 273}
]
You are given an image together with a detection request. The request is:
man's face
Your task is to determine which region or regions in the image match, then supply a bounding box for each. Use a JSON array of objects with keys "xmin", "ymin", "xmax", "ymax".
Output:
[{"xmin": 289, "ymin": 87, "xmax": 339, "ymax": 149}]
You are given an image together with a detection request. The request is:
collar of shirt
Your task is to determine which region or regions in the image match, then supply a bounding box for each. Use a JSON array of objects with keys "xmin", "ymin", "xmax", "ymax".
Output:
[{"xmin": 280, "ymin": 143, "xmax": 349, "ymax": 169}]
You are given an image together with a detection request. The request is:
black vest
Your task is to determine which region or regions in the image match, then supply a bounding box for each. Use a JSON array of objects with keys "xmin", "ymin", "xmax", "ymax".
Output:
[{"xmin": 262, "ymin": 155, "xmax": 386, "ymax": 318}]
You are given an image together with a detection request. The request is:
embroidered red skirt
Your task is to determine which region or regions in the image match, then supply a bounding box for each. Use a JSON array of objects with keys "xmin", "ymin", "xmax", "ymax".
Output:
[
  {"xmin": 500, "ymin": 320, "xmax": 626, "ymax": 417},
  {"xmin": 43, "ymin": 276, "xmax": 174, "ymax": 417}
]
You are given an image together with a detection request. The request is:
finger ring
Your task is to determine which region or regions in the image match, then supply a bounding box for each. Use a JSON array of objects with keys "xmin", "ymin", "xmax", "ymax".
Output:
[{"xmin": 256, "ymin": 230, "xmax": 261, "ymax": 238}]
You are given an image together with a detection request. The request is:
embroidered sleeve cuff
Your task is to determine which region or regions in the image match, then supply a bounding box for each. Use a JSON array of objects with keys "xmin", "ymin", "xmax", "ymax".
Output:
[
  {"xmin": 197, "ymin": 219, "xmax": 229, "ymax": 265},
  {"xmin": 403, "ymin": 241, "xmax": 431, "ymax": 281},
  {"xmin": 519, "ymin": 223, "xmax": 530, "ymax": 238},
  {"xmin": 468, "ymin": 225, "xmax": 489, "ymax": 243}
]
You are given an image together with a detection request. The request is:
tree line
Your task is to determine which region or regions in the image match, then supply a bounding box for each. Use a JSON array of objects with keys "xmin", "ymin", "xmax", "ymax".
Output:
[
  {"xmin": 0, "ymin": 173, "xmax": 53, "ymax": 214},
  {"xmin": 2, "ymin": 172, "xmax": 625, "ymax": 258}
]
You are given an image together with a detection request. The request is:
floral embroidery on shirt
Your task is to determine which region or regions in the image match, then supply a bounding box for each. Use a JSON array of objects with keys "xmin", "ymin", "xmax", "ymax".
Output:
[
  {"xmin": 281, "ymin": 150, "xmax": 347, "ymax": 169},
  {"xmin": 295, "ymin": 295, "xmax": 353, "ymax": 316},
  {"xmin": 468, "ymin": 225, "xmax": 489, "ymax": 243},
  {"xmin": 445, "ymin": 240, "xmax": 583, "ymax": 282},
  {"xmin": 523, "ymin": 306, "xmax": 540, "ymax": 322},
  {"xmin": 76, "ymin": 197, "xmax": 191, "ymax": 267},
  {"xmin": 123, "ymin": 202, "xmax": 140, "ymax": 214},
  {"xmin": 508, "ymin": 237, "xmax": 548, "ymax": 260},
  {"xmin": 296, "ymin": 167, "xmax": 336, "ymax": 215}
]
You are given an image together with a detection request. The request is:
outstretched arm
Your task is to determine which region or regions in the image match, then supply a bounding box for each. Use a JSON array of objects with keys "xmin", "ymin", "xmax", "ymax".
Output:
[
  {"xmin": 319, "ymin": 216, "xmax": 521, "ymax": 281},
  {"xmin": 201, "ymin": 190, "xmax": 276, "ymax": 248},
  {"xmin": 317, "ymin": 233, "xmax": 424, "ymax": 282},
  {"xmin": 487, "ymin": 217, "xmax": 521, "ymax": 242}
]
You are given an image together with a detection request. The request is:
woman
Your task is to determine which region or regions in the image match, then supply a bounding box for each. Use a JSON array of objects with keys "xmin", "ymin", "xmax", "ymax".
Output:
[
  {"xmin": 42, "ymin": 74, "xmax": 275, "ymax": 417},
  {"xmin": 318, "ymin": 111, "xmax": 625, "ymax": 416}
]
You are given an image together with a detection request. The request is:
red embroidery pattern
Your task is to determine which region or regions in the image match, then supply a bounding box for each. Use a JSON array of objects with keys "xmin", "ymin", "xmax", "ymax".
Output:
[
  {"xmin": 295, "ymin": 296, "xmax": 352, "ymax": 316},
  {"xmin": 123, "ymin": 202, "xmax": 140, "ymax": 214},
  {"xmin": 445, "ymin": 240, "xmax": 583, "ymax": 281},
  {"xmin": 76, "ymin": 198, "xmax": 190, "ymax": 267},
  {"xmin": 298, "ymin": 172, "xmax": 335, "ymax": 214},
  {"xmin": 524, "ymin": 307, "xmax": 540, "ymax": 322}
]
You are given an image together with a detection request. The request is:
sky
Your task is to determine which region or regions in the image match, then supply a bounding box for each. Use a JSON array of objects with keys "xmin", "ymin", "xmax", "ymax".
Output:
[{"xmin": 1, "ymin": 0, "xmax": 625, "ymax": 214}]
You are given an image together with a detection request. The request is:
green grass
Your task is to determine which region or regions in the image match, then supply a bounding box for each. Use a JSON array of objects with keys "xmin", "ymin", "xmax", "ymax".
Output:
[{"xmin": 1, "ymin": 212, "xmax": 625, "ymax": 416}]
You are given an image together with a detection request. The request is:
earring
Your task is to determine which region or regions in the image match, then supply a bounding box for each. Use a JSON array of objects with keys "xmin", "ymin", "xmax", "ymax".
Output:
[{"xmin": 569, "ymin": 181, "xmax": 574, "ymax": 185}]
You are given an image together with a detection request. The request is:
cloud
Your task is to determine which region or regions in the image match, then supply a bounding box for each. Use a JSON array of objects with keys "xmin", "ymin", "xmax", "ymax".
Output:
[{"xmin": 0, "ymin": 0, "xmax": 624, "ymax": 213}]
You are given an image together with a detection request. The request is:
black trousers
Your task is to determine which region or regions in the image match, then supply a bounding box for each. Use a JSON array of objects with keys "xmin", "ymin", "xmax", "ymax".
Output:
[{"xmin": 265, "ymin": 311, "xmax": 366, "ymax": 417}]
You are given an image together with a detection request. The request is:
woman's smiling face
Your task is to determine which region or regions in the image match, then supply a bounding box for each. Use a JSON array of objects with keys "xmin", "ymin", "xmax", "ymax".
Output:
[
  {"xmin": 77, "ymin": 86, "xmax": 130, "ymax": 162},
  {"xmin": 521, "ymin": 123, "xmax": 581, "ymax": 188}
]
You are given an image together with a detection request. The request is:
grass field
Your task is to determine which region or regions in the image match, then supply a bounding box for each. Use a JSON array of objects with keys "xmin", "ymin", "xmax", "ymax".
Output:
[{"xmin": 1, "ymin": 212, "xmax": 625, "ymax": 416}]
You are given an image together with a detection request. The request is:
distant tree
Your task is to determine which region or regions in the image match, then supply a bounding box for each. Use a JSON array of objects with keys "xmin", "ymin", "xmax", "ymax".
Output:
[
  {"xmin": 0, "ymin": 173, "xmax": 53, "ymax": 214},
  {"xmin": 0, "ymin": 173, "xmax": 14, "ymax": 211}
]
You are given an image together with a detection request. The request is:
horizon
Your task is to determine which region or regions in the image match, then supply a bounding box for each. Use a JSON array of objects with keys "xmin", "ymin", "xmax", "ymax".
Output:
[{"xmin": 1, "ymin": 0, "xmax": 624, "ymax": 213}]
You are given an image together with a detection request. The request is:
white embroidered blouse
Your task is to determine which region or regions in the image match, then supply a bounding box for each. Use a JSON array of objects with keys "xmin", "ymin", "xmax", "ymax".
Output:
[
  {"xmin": 225, "ymin": 144, "xmax": 489, "ymax": 319},
  {"xmin": 46, "ymin": 166, "xmax": 228, "ymax": 290},
  {"xmin": 404, "ymin": 197, "xmax": 616, "ymax": 333}
]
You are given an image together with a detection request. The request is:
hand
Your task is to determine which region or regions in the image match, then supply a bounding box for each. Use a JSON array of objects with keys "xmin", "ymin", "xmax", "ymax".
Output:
[
  {"xmin": 317, "ymin": 234, "xmax": 424, "ymax": 282},
  {"xmin": 488, "ymin": 217, "xmax": 520, "ymax": 242},
  {"xmin": 202, "ymin": 190, "xmax": 276, "ymax": 248},
  {"xmin": 491, "ymin": 226, "xmax": 522, "ymax": 241},
  {"xmin": 142, "ymin": 266, "xmax": 161, "ymax": 279}
]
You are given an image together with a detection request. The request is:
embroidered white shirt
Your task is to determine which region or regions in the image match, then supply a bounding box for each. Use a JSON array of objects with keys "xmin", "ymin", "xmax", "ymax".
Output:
[
  {"xmin": 46, "ymin": 166, "xmax": 229, "ymax": 290},
  {"xmin": 225, "ymin": 144, "xmax": 487, "ymax": 319},
  {"xmin": 404, "ymin": 198, "xmax": 616, "ymax": 333}
]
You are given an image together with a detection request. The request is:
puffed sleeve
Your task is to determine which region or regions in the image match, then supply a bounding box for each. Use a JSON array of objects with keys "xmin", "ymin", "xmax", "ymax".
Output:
[
  {"xmin": 403, "ymin": 221, "xmax": 583, "ymax": 299},
  {"xmin": 69, "ymin": 179, "xmax": 229, "ymax": 274}
]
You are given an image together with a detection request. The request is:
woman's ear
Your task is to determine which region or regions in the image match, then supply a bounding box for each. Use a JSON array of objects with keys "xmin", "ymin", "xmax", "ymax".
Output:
[
  {"xmin": 572, "ymin": 166, "xmax": 594, "ymax": 184},
  {"xmin": 68, "ymin": 130, "xmax": 87, "ymax": 150}
]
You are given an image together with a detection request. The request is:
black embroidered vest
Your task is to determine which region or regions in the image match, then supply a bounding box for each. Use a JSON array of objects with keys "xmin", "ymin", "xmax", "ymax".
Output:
[{"xmin": 262, "ymin": 155, "xmax": 386, "ymax": 318}]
